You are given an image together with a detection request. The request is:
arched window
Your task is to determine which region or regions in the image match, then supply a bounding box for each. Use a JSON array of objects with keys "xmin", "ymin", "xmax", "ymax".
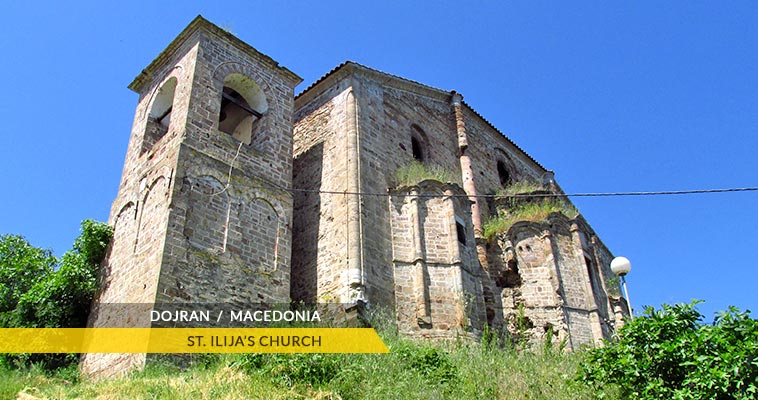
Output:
[
  {"xmin": 410, "ymin": 124, "xmax": 428, "ymax": 162},
  {"xmin": 497, "ymin": 160, "xmax": 511, "ymax": 187},
  {"xmin": 218, "ymin": 73, "xmax": 268, "ymax": 145},
  {"xmin": 411, "ymin": 136, "xmax": 423, "ymax": 161},
  {"xmin": 142, "ymin": 77, "xmax": 177, "ymax": 154}
]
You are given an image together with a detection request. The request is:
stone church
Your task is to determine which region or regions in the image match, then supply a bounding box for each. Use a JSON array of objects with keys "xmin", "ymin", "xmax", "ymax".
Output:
[{"xmin": 81, "ymin": 16, "xmax": 628, "ymax": 377}]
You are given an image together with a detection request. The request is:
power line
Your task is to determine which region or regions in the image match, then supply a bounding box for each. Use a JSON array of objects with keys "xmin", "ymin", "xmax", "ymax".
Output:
[{"xmin": 270, "ymin": 185, "xmax": 758, "ymax": 199}]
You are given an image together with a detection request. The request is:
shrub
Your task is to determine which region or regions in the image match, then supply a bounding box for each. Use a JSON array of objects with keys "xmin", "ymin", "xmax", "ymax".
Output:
[
  {"xmin": 401, "ymin": 345, "xmax": 458, "ymax": 384},
  {"xmin": 579, "ymin": 301, "xmax": 758, "ymax": 399},
  {"xmin": 0, "ymin": 220, "xmax": 112, "ymax": 369},
  {"xmin": 0, "ymin": 235, "xmax": 57, "ymax": 326}
]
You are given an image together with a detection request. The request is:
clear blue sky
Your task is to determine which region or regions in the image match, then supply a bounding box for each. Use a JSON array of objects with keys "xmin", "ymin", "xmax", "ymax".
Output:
[{"xmin": 1, "ymin": 2, "xmax": 756, "ymax": 321}]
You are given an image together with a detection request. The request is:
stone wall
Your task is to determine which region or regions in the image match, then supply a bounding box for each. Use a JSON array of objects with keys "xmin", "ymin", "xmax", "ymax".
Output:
[
  {"xmin": 291, "ymin": 63, "xmax": 625, "ymax": 343},
  {"xmin": 83, "ymin": 17, "xmax": 300, "ymax": 378},
  {"xmin": 81, "ymin": 27, "xmax": 202, "ymax": 379},
  {"xmin": 485, "ymin": 212, "xmax": 622, "ymax": 349},
  {"xmin": 292, "ymin": 76, "xmax": 352, "ymax": 304},
  {"xmin": 389, "ymin": 181, "xmax": 485, "ymax": 337}
]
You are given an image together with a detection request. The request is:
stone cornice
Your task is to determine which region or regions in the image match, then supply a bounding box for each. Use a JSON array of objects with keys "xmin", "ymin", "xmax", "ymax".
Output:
[{"xmin": 129, "ymin": 15, "xmax": 301, "ymax": 93}]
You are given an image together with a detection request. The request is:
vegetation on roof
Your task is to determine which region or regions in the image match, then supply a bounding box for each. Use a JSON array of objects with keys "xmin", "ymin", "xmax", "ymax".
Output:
[
  {"xmin": 483, "ymin": 199, "xmax": 579, "ymax": 240},
  {"xmin": 495, "ymin": 180, "xmax": 547, "ymax": 197},
  {"xmin": 393, "ymin": 160, "xmax": 457, "ymax": 188}
]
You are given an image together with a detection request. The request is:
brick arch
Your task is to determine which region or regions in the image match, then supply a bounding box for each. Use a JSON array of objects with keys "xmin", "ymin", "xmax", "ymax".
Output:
[
  {"xmin": 209, "ymin": 64, "xmax": 276, "ymax": 150},
  {"xmin": 410, "ymin": 124, "xmax": 430, "ymax": 162},
  {"xmin": 238, "ymin": 187, "xmax": 289, "ymax": 221},
  {"xmin": 112, "ymin": 201, "xmax": 137, "ymax": 255},
  {"xmin": 139, "ymin": 65, "xmax": 185, "ymax": 121},
  {"xmin": 211, "ymin": 61, "xmax": 278, "ymax": 123},
  {"xmin": 184, "ymin": 174, "xmax": 229, "ymax": 253},
  {"xmin": 135, "ymin": 175, "xmax": 170, "ymax": 255},
  {"xmin": 509, "ymin": 226, "xmax": 549, "ymax": 269},
  {"xmin": 506, "ymin": 221, "xmax": 544, "ymax": 242},
  {"xmin": 184, "ymin": 164, "xmax": 225, "ymax": 180},
  {"xmin": 494, "ymin": 148, "xmax": 517, "ymax": 187},
  {"xmin": 98, "ymin": 201, "xmax": 137, "ymax": 301},
  {"xmin": 227, "ymin": 196, "xmax": 287, "ymax": 272}
]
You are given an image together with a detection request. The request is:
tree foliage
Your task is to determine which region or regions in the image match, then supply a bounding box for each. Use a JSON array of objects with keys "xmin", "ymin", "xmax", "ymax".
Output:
[
  {"xmin": 0, "ymin": 220, "xmax": 112, "ymax": 369},
  {"xmin": 0, "ymin": 235, "xmax": 57, "ymax": 325},
  {"xmin": 580, "ymin": 301, "xmax": 758, "ymax": 399}
]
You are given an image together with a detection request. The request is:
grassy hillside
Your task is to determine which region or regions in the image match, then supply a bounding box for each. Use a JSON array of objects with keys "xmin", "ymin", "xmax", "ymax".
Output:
[{"xmin": 0, "ymin": 329, "xmax": 619, "ymax": 400}]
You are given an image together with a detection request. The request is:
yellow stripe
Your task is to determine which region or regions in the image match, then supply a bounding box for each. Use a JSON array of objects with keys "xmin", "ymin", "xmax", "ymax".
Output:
[{"xmin": 0, "ymin": 328, "xmax": 388, "ymax": 354}]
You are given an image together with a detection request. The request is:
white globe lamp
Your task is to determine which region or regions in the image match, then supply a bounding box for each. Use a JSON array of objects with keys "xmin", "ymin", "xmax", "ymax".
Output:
[
  {"xmin": 610, "ymin": 256, "xmax": 632, "ymax": 276},
  {"xmin": 611, "ymin": 256, "xmax": 634, "ymax": 320}
]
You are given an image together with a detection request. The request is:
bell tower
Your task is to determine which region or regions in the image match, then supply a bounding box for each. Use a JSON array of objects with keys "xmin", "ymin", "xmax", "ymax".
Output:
[{"xmin": 81, "ymin": 16, "xmax": 301, "ymax": 378}]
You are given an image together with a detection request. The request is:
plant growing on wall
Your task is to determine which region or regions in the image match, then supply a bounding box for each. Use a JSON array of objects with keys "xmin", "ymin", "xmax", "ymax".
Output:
[
  {"xmin": 393, "ymin": 160, "xmax": 456, "ymax": 188},
  {"xmin": 495, "ymin": 180, "xmax": 546, "ymax": 197},
  {"xmin": 604, "ymin": 276, "xmax": 621, "ymax": 297},
  {"xmin": 483, "ymin": 199, "xmax": 579, "ymax": 240}
]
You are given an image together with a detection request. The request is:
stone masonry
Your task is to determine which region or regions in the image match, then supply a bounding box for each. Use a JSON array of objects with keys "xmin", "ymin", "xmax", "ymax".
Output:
[
  {"xmin": 291, "ymin": 62, "xmax": 627, "ymax": 345},
  {"xmin": 84, "ymin": 16, "xmax": 628, "ymax": 377},
  {"xmin": 81, "ymin": 16, "xmax": 301, "ymax": 378}
]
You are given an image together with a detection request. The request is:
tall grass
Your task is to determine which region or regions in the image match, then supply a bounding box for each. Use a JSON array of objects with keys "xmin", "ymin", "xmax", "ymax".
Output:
[
  {"xmin": 394, "ymin": 161, "xmax": 456, "ymax": 187},
  {"xmin": 483, "ymin": 199, "xmax": 579, "ymax": 240},
  {"xmin": 1, "ymin": 331, "xmax": 618, "ymax": 399},
  {"xmin": 495, "ymin": 180, "xmax": 546, "ymax": 197}
]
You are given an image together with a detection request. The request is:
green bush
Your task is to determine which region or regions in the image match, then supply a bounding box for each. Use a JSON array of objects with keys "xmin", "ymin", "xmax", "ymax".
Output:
[
  {"xmin": 236, "ymin": 352, "xmax": 342, "ymax": 387},
  {"xmin": 0, "ymin": 220, "xmax": 112, "ymax": 369},
  {"xmin": 398, "ymin": 344, "xmax": 458, "ymax": 384},
  {"xmin": 580, "ymin": 301, "xmax": 758, "ymax": 399}
]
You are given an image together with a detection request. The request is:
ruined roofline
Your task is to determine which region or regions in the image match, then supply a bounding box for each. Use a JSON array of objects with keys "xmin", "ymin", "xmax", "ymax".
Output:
[
  {"xmin": 128, "ymin": 15, "xmax": 302, "ymax": 93},
  {"xmin": 390, "ymin": 179, "xmax": 470, "ymax": 197},
  {"xmin": 571, "ymin": 214, "xmax": 614, "ymax": 260},
  {"xmin": 295, "ymin": 61, "xmax": 546, "ymax": 173}
]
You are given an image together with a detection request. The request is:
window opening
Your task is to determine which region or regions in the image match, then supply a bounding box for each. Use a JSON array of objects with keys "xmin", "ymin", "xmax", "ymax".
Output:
[
  {"xmin": 585, "ymin": 256, "xmax": 599, "ymax": 290},
  {"xmin": 497, "ymin": 160, "xmax": 511, "ymax": 186},
  {"xmin": 142, "ymin": 77, "xmax": 177, "ymax": 154},
  {"xmin": 217, "ymin": 74, "xmax": 268, "ymax": 145},
  {"xmin": 218, "ymin": 87, "xmax": 263, "ymax": 142},
  {"xmin": 412, "ymin": 136, "xmax": 424, "ymax": 161},
  {"xmin": 156, "ymin": 106, "xmax": 172, "ymax": 127},
  {"xmin": 456, "ymin": 220, "xmax": 467, "ymax": 245}
]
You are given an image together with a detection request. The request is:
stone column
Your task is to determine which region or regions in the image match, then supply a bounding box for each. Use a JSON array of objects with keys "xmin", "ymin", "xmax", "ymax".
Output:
[
  {"xmin": 443, "ymin": 186, "xmax": 466, "ymax": 329},
  {"xmin": 443, "ymin": 186, "xmax": 462, "ymax": 265},
  {"xmin": 541, "ymin": 229, "xmax": 574, "ymax": 350},
  {"xmin": 345, "ymin": 87, "xmax": 365, "ymax": 304},
  {"xmin": 570, "ymin": 223, "xmax": 604, "ymax": 345},
  {"xmin": 409, "ymin": 187, "xmax": 431, "ymax": 326},
  {"xmin": 592, "ymin": 235, "xmax": 616, "ymax": 338},
  {"xmin": 451, "ymin": 92, "xmax": 489, "ymax": 272}
]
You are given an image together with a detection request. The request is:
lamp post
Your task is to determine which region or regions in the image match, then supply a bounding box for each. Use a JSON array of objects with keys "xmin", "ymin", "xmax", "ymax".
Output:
[{"xmin": 611, "ymin": 256, "xmax": 633, "ymax": 320}]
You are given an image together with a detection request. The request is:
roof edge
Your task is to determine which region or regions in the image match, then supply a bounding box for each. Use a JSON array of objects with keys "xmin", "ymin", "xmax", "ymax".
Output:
[
  {"xmin": 295, "ymin": 61, "xmax": 546, "ymax": 172},
  {"xmin": 295, "ymin": 61, "xmax": 451, "ymax": 107},
  {"xmin": 460, "ymin": 100, "xmax": 546, "ymax": 172}
]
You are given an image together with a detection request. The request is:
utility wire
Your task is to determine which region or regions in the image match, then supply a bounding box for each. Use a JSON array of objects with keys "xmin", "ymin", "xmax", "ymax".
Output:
[{"xmin": 263, "ymin": 183, "xmax": 758, "ymax": 199}]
